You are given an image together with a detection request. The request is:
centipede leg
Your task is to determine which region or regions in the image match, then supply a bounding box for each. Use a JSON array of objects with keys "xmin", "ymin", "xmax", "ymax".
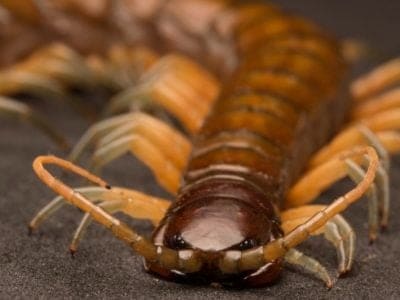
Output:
[
  {"xmin": 351, "ymin": 58, "xmax": 400, "ymax": 100},
  {"xmin": 91, "ymin": 135, "xmax": 182, "ymax": 193},
  {"xmin": 105, "ymin": 54, "xmax": 220, "ymax": 133},
  {"xmin": 68, "ymin": 187, "xmax": 170, "ymax": 253},
  {"xmin": 352, "ymin": 88, "xmax": 400, "ymax": 119},
  {"xmin": 104, "ymin": 45, "xmax": 160, "ymax": 88},
  {"xmin": 282, "ymin": 205, "xmax": 355, "ymax": 278},
  {"xmin": 29, "ymin": 185, "xmax": 170, "ymax": 254},
  {"xmin": 285, "ymin": 146, "xmax": 383, "ymax": 242},
  {"xmin": 0, "ymin": 43, "xmax": 98, "ymax": 95},
  {"xmin": 346, "ymin": 159, "xmax": 390, "ymax": 231},
  {"xmin": 31, "ymin": 156, "xmax": 181, "ymax": 266},
  {"xmin": 310, "ymin": 115, "xmax": 400, "ymax": 168},
  {"xmin": 312, "ymin": 58, "xmax": 400, "ymax": 166},
  {"xmin": 19, "ymin": 43, "xmax": 95, "ymax": 88},
  {"xmin": 308, "ymin": 116, "xmax": 398, "ymax": 233},
  {"xmin": 284, "ymin": 248, "xmax": 333, "ymax": 288},
  {"xmin": 262, "ymin": 147, "xmax": 379, "ymax": 274},
  {"xmin": 68, "ymin": 112, "xmax": 191, "ymax": 194},
  {"xmin": 31, "ymin": 185, "xmax": 171, "ymax": 255},
  {"xmin": 309, "ymin": 118, "xmax": 400, "ymax": 167},
  {"xmin": 309, "ymin": 127, "xmax": 391, "ymax": 233},
  {"xmin": 29, "ymin": 186, "xmax": 114, "ymax": 232},
  {"xmin": 0, "ymin": 70, "xmax": 66, "ymax": 99},
  {"xmin": 91, "ymin": 115, "xmax": 190, "ymax": 172},
  {"xmin": 70, "ymin": 200, "xmax": 122, "ymax": 255}
]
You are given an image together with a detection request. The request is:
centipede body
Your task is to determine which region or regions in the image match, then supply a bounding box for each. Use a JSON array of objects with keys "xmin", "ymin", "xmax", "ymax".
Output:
[
  {"xmin": 140, "ymin": 1, "xmax": 352, "ymax": 286},
  {"xmin": 0, "ymin": 0, "xmax": 400, "ymax": 292}
]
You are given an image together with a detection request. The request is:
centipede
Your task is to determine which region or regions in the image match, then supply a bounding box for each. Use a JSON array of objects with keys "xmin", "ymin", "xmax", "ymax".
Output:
[{"xmin": 1, "ymin": 0, "xmax": 399, "ymax": 290}]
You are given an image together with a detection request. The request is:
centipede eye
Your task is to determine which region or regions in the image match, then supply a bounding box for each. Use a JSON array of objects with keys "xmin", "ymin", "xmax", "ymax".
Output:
[
  {"xmin": 170, "ymin": 234, "xmax": 189, "ymax": 250},
  {"xmin": 238, "ymin": 238, "xmax": 258, "ymax": 250}
]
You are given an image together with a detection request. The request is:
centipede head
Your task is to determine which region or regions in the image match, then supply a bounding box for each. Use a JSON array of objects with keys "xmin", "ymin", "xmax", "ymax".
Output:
[{"xmin": 147, "ymin": 197, "xmax": 284, "ymax": 287}]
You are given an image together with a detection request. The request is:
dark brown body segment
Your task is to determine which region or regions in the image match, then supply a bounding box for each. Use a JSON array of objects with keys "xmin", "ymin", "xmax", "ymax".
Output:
[{"xmin": 149, "ymin": 1, "xmax": 349, "ymax": 287}]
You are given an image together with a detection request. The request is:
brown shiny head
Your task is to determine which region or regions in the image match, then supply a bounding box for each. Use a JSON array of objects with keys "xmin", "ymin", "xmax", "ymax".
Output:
[{"xmin": 149, "ymin": 197, "xmax": 284, "ymax": 287}]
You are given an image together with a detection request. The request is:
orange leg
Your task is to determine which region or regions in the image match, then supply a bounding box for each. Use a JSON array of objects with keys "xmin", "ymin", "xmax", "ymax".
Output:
[
  {"xmin": 32, "ymin": 155, "xmax": 202, "ymax": 272},
  {"xmin": 68, "ymin": 112, "xmax": 191, "ymax": 194},
  {"xmin": 30, "ymin": 186, "xmax": 170, "ymax": 254},
  {"xmin": 263, "ymin": 146, "xmax": 379, "ymax": 265},
  {"xmin": 351, "ymin": 58, "xmax": 400, "ymax": 100},
  {"xmin": 105, "ymin": 54, "xmax": 220, "ymax": 133},
  {"xmin": 287, "ymin": 145, "xmax": 386, "ymax": 241},
  {"xmin": 30, "ymin": 112, "xmax": 191, "ymax": 241},
  {"xmin": 282, "ymin": 205, "xmax": 355, "ymax": 282}
]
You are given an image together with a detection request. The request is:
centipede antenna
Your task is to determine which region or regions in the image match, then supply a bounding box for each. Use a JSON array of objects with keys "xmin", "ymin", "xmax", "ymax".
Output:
[
  {"xmin": 264, "ymin": 147, "xmax": 379, "ymax": 260},
  {"xmin": 32, "ymin": 156, "xmax": 155, "ymax": 256},
  {"xmin": 358, "ymin": 125, "xmax": 390, "ymax": 170},
  {"xmin": 346, "ymin": 159, "xmax": 379, "ymax": 242},
  {"xmin": 32, "ymin": 156, "xmax": 202, "ymax": 273},
  {"xmin": 22, "ymin": 0, "xmax": 398, "ymax": 288}
]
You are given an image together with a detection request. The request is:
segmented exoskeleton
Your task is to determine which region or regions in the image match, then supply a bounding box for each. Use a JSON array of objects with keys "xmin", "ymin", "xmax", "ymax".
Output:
[{"xmin": 2, "ymin": 0, "xmax": 399, "ymax": 289}]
